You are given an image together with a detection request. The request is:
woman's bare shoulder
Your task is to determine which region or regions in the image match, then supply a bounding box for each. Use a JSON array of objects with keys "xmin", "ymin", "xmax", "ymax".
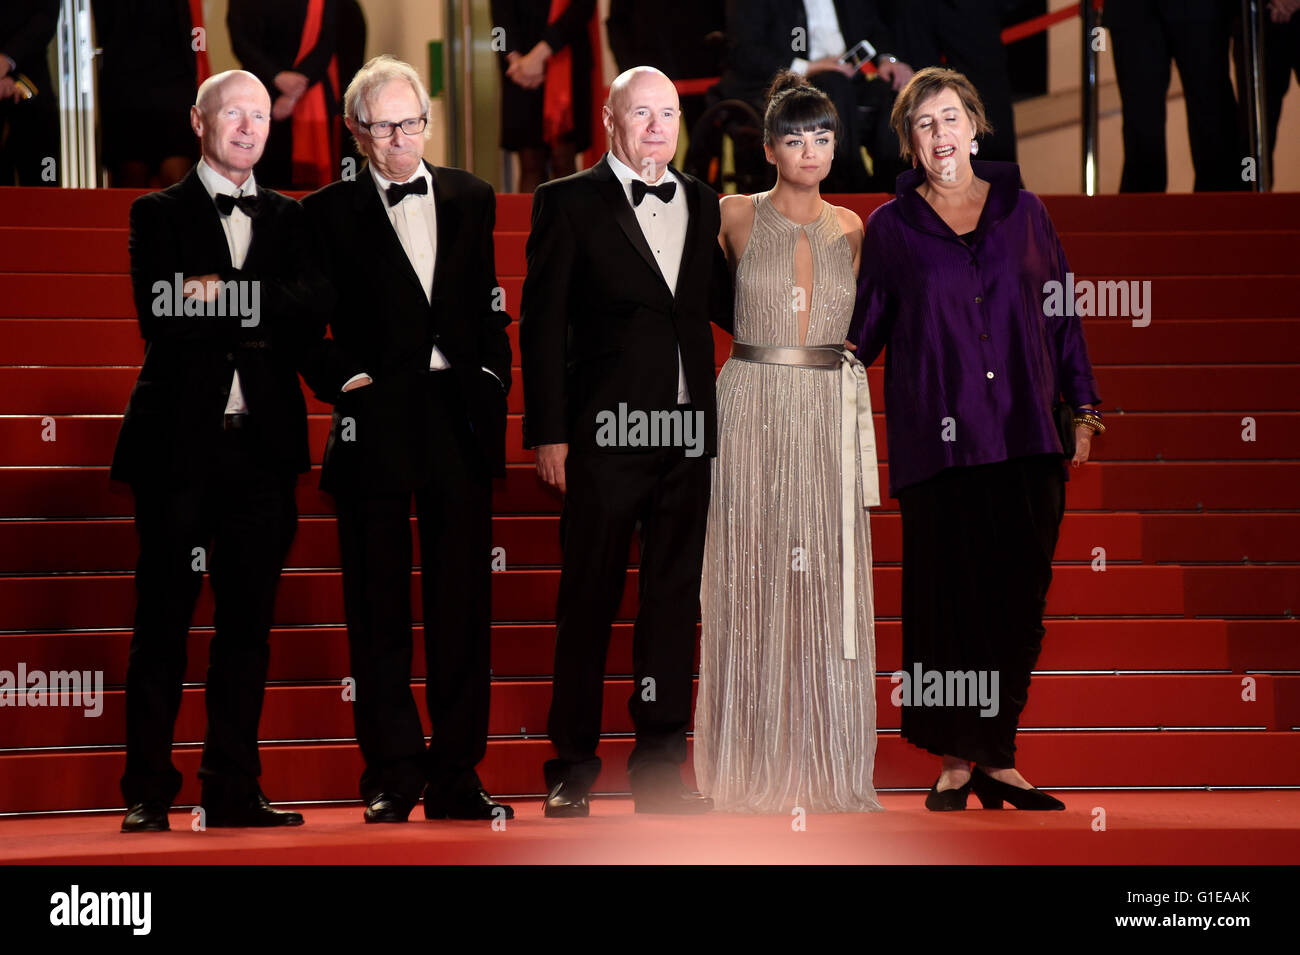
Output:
[
  {"xmin": 832, "ymin": 203, "xmax": 865, "ymax": 236},
  {"xmin": 720, "ymin": 192, "xmax": 757, "ymax": 223}
]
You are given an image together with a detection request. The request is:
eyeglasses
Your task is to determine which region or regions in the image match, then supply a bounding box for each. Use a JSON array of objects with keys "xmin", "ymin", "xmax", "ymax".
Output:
[{"xmin": 360, "ymin": 116, "xmax": 428, "ymax": 139}]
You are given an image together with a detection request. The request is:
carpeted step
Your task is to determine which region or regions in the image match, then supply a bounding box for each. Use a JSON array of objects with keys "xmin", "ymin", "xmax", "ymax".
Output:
[
  {"xmin": 2, "ymin": 273, "xmax": 1298, "ymax": 320},
  {"xmin": 3, "ymin": 618, "xmax": 1295, "ymax": 689},
  {"xmin": 1, "ymin": 674, "xmax": 1291, "ymax": 751},
  {"xmin": 0, "ymin": 511, "xmax": 1150, "ymax": 573},
  {"xmin": 2, "ymin": 730, "xmax": 1298, "ymax": 813},
  {"xmin": 6, "ymin": 411, "xmax": 1299, "ymax": 467},
  {"xmin": 0, "ymin": 564, "xmax": 1192, "ymax": 631},
  {"xmin": 7, "ymin": 225, "xmax": 1300, "ymax": 278},
  {"xmin": 4, "ymin": 363, "xmax": 1294, "ymax": 416},
  {"xmin": 6, "ymin": 317, "xmax": 1300, "ymax": 368}
]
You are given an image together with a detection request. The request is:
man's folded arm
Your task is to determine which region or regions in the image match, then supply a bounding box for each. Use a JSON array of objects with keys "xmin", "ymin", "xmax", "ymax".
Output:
[{"xmin": 130, "ymin": 198, "xmax": 248, "ymax": 343}]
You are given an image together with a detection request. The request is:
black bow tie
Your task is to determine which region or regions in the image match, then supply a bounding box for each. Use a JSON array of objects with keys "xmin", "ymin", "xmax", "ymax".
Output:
[
  {"xmin": 630, "ymin": 178, "xmax": 676, "ymax": 207},
  {"xmin": 386, "ymin": 177, "xmax": 429, "ymax": 206},
  {"xmin": 213, "ymin": 192, "xmax": 261, "ymax": 218}
]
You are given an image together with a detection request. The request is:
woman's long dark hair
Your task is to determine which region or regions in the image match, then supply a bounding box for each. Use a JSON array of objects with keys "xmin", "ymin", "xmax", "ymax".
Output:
[{"xmin": 762, "ymin": 70, "xmax": 842, "ymax": 146}]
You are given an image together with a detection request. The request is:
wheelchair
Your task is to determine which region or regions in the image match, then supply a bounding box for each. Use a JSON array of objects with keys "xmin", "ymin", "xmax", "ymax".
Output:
[{"xmin": 682, "ymin": 96, "xmax": 775, "ymax": 195}]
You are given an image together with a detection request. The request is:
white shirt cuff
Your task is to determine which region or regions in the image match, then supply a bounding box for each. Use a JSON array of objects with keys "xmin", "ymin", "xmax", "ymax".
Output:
[
  {"xmin": 341, "ymin": 372, "xmax": 371, "ymax": 393},
  {"xmin": 790, "ymin": 57, "xmax": 810, "ymax": 75}
]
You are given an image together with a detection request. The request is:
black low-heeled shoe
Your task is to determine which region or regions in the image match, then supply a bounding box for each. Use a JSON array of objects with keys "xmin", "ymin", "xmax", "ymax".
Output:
[
  {"xmin": 924, "ymin": 775, "xmax": 973, "ymax": 811},
  {"xmin": 971, "ymin": 767, "xmax": 1065, "ymax": 810}
]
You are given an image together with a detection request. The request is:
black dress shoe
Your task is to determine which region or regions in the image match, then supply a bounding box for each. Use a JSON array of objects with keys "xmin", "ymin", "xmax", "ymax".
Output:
[
  {"xmin": 425, "ymin": 787, "xmax": 515, "ymax": 820},
  {"xmin": 201, "ymin": 791, "xmax": 305, "ymax": 828},
  {"xmin": 632, "ymin": 783, "xmax": 714, "ymax": 815},
  {"xmin": 121, "ymin": 802, "xmax": 170, "ymax": 832},
  {"xmin": 363, "ymin": 791, "xmax": 418, "ymax": 823},
  {"xmin": 543, "ymin": 781, "xmax": 590, "ymax": 818},
  {"xmin": 971, "ymin": 767, "xmax": 1065, "ymax": 810},
  {"xmin": 924, "ymin": 775, "xmax": 973, "ymax": 811}
]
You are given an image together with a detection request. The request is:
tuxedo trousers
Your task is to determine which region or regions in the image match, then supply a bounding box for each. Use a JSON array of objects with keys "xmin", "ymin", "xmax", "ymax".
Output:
[
  {"xmin": 1109, "ymin": 2, "xmax": 1244, "ymax": 192},
  {"xmin": 332, "ymin": 371, "xmax": 492, "ymax": 803},
  {"xmin": 905, "ymin": 0, "xmax": 1018, "ymax": 163},
  {"xmin": 121, "ymin": 426, "xmax": 298, "ymax": 805},
  {"xmin": 545, "ymin": 438, "xmax": 711, "ymax": 793}
]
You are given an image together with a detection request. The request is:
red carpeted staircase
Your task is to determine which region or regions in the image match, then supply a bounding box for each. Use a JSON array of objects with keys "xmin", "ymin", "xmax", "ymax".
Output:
[{"xmin": 1, "ymin": 187, "xmax": 1298, "ymax": 816}]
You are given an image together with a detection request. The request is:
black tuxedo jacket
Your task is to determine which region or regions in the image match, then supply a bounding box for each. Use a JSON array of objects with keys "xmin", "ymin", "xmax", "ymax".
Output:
[
  {"xmin": 718, "ymin": 0, "xmax": 900, "ymax": 102},
  {"xmin": 110, "ymin": 167, "xmax": 328, "ymax": 486},
  {"xmin": 1102, "ymin": 0, "xmax": 1235, "ymax": 27},
  {"xmin": 227, "ymin": 0, "xmax": 340, "ymax": 94},
  {"xmin": 718, "ymin": 0, "xmax": 900, "ymax": 106},
  {"xmin": 300, "ymin": 160, "xmax": 513, "ymax": 491},
  {"xmin": 520, "ymin": 155, "xmax": 733, "ymax": 458}
]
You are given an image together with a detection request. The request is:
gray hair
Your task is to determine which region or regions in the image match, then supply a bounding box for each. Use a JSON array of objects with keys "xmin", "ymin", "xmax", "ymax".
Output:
[{"xmin": 344, "ymin": 55, "xmax": 432, "ymax": 143}]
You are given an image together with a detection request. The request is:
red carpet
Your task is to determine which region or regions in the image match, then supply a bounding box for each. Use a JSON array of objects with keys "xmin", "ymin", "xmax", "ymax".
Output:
[
  {"xmin": 3, "ymin": 791, "xmax": 1298, "ymax": 865},
  {"xmin": 0, "ymin": 187, "xmax": 1297, "ymax": 853}
]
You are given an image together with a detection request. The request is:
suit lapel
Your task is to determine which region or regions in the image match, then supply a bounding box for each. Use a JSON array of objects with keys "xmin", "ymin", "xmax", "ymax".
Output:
[
  {"xmin": 180, "ymin": 167, "xmax": 234, "ymax": 271},
  {"xmin": 352, "ymin": 161, "xmax": 427, "ymax": 300},
  {"xmin": 428, "ymin": 160, "xmax": 458, "ymax": 300},
  {"xmin": 670, "ymin": 166, "xmax": 698, "ymax": 299},
  {"xmin": 592, "ymin": 155, "xmax": 669, "ymax": 292},
  {"xmin": 245, "ymin": 190, "xmax": 275, "ymax": 270}
]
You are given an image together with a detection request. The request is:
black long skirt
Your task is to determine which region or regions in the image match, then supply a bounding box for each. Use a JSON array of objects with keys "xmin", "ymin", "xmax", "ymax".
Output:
[{"xmin": 896, "ymin": 453, "xmax": 1066, "ymax": 768}]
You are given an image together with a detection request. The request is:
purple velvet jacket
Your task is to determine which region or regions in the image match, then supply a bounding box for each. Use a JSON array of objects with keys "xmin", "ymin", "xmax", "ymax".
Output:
[{"xmin": 848, "ymin": 160, "xmax": 1101, "ymax": 497}]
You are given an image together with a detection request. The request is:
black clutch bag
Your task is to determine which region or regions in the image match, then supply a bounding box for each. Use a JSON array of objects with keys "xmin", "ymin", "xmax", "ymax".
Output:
[{"xmin": 1053, "ymin": 400, "xmax": 1075, "ymax": 459}]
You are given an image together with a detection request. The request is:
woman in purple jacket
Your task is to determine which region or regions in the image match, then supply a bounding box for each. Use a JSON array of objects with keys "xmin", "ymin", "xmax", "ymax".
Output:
[{"xmin": 848, "ymin": 68, "xmax": 1105, "ymax": 811}]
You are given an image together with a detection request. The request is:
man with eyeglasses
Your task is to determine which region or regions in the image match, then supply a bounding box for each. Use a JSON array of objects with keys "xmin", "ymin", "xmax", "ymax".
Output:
[{"xmin": 300, "ymin": 55, "xmax": 513, "ymax": 824}]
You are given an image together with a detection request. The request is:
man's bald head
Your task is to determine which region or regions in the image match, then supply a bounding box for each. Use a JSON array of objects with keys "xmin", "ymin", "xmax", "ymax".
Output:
[
  {"xmin": 195, "ymin": 70, "xmax": 270, "ymax": 116},
  {"xmin": 190, "ymin": 70, "xmax": 271, "ymax": 187},
  {"xmin": 606, "ymin": 66, "xmax": 677, "ymax": 113},
  {"xmin": 603, "ymin": 67, "xmax": 681, "ymax": 181}
]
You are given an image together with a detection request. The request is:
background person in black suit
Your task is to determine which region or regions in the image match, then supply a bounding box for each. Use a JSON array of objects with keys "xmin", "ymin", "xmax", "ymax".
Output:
[
  {"xmin": 0, "ymin": 0, "xmax": 59, "ymax": 186},
  {"xmin": 93, "ymin": 0, "xmax": 202, "ymax": 188},
  {"xmin": 337, "ymin": 0, "xmax": 367, "ymax": 171},
  {"xmin": 891, "ymin": 0, "xmax": 1019, "ymax": 161},
  {"xmin": 112, "ymin": 70, "xmax": 327, "ymax": 832},
  {"xmin": 1233, "ymin": 0, "xmax": 1300, "ymax": 189},
  {"xmin": 1105, "ymin": 0, "xmax": 1247, "ymax": 192},
  {"xmin": 520, "ymin": 66, "xmax": 733, "ymax": 817},
  {"xmin": 606, "ymin": 0, "xmax": 726, "ymax": 145},
  {"xmin": 713, "ymin": 0, "xmax": 914, "ymax": 191},
  {"xmin": 227, "ymin": 0, "xmax": 341, "ymax": 189},
  {"xmin": 490, "ymin": 0, "xmax": 596, "ymax": 193},
  {"xmin": 299, "ymin": 55, "xmax": 513, "ymax": 824}
]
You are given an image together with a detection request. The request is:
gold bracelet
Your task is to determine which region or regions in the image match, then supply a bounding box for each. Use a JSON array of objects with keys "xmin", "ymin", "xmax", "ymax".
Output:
[{"xmin": 1073, "ymin": 415, "xmax": 1105, "ymax": 435}]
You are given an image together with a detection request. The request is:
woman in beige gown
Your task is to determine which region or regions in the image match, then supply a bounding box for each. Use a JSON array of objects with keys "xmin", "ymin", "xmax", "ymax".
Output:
[{"xmin": 694, "ymin": 72, "xmax": 882, "ymax": 813}]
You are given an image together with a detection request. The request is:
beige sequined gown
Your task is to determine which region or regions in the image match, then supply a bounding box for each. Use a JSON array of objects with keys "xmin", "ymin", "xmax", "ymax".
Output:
[{"xmin": 695, "ymin": 193, "xmax": 881, "ymax": 813}]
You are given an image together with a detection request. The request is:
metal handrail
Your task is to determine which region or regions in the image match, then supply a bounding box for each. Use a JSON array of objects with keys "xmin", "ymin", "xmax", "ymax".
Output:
[
  {"xmin": 1081, "ymin": 1, "xmax": 1100, "ymax": 195},
  {"xmin": 1241, "ymin": 0, "xmax": 1271, "ymax": 192},
  {"xmin": 54, "ymin": 0, "xmax": 98, "ymax": 188}
]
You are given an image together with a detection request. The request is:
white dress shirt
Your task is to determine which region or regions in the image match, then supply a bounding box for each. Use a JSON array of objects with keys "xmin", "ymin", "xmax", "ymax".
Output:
[
  {"xmin": 791, "ymin": 0, "xmax": 848, "ymax": 74},
  {"xmin": 370, "ymin": 162, "xmax": 448, "ymax": 368},
  {"xmin": 342, "ymin": 164, "xmax": 505, "ymax": 394},
  {"xmin": 196, "ymin": 158, "xmax": 255, "ymax": 415},
  {"xmin": 605, "ymin": 150, "xmax": 691, "ymax": 404}
]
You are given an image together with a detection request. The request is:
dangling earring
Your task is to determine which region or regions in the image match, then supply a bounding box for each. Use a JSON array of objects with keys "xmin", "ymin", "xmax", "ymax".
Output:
[{"xmin": 970, "ymin": 140, "xmax": 979, "ymax": 156}]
